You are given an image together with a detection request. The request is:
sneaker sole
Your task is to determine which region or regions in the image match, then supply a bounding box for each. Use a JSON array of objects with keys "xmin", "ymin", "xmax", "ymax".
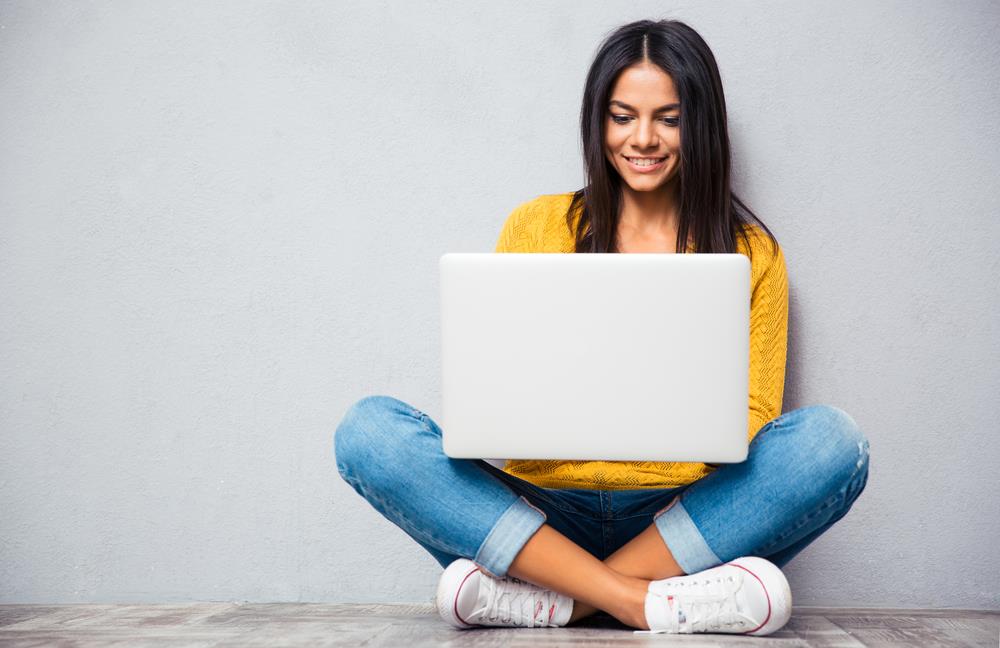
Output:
[
  {"xmin": 728, "ymin": 556, "xmax": 793, "ymax": 636},
  {"xmin": 435, "ymin": 558, "xmax": 480, "ymax": 629}
]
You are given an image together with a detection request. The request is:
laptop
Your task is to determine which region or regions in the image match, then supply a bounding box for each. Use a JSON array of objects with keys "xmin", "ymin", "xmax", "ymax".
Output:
[{"xmin": 439, "ymin": 252, "xmax": 750, "ymax": 463}]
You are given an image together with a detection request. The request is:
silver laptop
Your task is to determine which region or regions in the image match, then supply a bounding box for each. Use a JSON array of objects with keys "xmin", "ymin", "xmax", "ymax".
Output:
[{"xmin": 439, "ymin": 252, "xmax": 750, "ymax": 463}]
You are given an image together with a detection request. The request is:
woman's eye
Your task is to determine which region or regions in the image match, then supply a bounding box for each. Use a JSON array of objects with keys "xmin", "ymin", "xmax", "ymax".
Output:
[{"xmin": 610, "ymin": 114, "xmax": 679, "ymax": 126}]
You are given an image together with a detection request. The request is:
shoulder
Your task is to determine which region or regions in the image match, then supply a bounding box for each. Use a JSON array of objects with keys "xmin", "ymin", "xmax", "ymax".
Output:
[
  {"xmin": 507, "ymin": 192, "xmax": 577, "ymax": 223},
  {"xmin": 497, "ymin": 192, "xmax": 578, "ymax": 252},
  {"xmin": 735, "ymin": 223, "xmax": 786, "ymax": 287}
]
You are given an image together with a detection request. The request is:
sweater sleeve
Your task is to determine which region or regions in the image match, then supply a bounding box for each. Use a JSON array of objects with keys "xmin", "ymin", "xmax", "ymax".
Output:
[{"xmin": 747, "ymin": 241, "xmax": 789, "ymax": 444}]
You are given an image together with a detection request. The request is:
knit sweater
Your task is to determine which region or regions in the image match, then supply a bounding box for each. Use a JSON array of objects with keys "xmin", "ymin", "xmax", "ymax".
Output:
[{"xmin": 494, "ymin": 192, "xmax": 788, "ymax": 490}]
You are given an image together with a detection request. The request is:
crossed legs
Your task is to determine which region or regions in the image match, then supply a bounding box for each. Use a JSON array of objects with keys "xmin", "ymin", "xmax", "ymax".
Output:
[
  {"xmin": 336, "ymin": 397, "xmax": 869, "ymax": 632},
  {"xmin": 506, "ymin": 512, "xmax": 685, "ymax": 629}
]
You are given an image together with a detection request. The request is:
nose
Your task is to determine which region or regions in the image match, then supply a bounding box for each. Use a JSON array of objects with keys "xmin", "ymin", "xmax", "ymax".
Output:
[{"xmin": 633, "ymin": 117, "xmax": 658, "ymax": 149}]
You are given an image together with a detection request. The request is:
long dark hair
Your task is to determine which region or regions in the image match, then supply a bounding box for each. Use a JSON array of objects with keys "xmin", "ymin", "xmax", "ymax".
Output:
[{"xmin": 569, "ymin": 19, "xmax": 777, "ymax": 256}]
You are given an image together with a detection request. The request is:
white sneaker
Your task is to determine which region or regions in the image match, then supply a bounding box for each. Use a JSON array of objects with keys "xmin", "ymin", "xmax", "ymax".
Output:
[
  {"xmin": 435, "ymin": 558, "xmax": 574, "ymax": 629},
  {"xmin": 636, "ymin": 556, "xmax": 792, "ymax": 636}
]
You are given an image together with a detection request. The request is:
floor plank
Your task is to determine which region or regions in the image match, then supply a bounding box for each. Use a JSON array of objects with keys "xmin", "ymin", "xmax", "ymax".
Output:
[{"xmin": 0, "ymin": 603, "xmax": 995, "ymax": 647}]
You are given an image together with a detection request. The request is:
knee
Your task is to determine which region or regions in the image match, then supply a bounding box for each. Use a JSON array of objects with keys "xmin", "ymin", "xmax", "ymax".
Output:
[
  {"xmin": 790, "ymin": 404, "xmax": 870, "ymax": 486},
  {"xmin": 333, "ymin": 395, "xmax": 413, "ymax": 480}
]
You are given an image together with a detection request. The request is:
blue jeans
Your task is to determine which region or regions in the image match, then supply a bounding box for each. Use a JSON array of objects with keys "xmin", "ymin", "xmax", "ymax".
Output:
[{"xmin": 333, "ymin": 396, "xmax": 870, "ymax": 579}]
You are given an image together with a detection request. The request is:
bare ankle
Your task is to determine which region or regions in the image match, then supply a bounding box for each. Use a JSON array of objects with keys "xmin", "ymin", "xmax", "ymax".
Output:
[{"xmin": 606, "ymin": 573, "xmax": 651, "ymax": 630}]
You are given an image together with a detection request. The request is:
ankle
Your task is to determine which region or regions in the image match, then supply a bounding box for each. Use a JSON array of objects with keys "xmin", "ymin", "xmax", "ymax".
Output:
[{"xmin": 606, "ymin": 573, "xmax": 651, "ymax": 630}]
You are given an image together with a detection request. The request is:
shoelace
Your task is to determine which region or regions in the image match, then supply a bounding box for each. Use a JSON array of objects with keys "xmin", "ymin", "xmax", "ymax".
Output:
[
  {"xmin": 479, "ymin": 574, "xmax": 561, "ymax": 627},
  {"xmin": 635, "ymin": 572, "xmax": 757, "ymax": 634}
]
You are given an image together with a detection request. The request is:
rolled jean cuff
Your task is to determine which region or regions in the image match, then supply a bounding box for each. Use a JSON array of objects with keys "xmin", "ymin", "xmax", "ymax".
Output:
[
  {"xmin": 474, "ymin": 495, "xmax": 547, "ymax": 579},
  {"xmin": 653, "ymin": 497, "xmax": 722, "ymax": 575}
]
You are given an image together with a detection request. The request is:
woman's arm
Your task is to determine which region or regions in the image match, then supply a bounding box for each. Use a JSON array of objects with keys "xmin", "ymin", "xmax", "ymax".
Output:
[{"xmin": 746, "ymin": 241, "xmax": 789, "ymax": 443}]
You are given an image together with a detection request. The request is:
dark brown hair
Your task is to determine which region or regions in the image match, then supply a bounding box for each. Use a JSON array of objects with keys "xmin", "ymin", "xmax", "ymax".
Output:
[{"xmin": 569, "ymin": 19, "xmax": 778, "ymax": 256}]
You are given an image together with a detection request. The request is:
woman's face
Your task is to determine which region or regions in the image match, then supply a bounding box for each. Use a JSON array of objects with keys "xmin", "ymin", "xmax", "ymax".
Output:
[{"xmin": 603, "ymin": 62, "xmax": 681, "ymax": 194}]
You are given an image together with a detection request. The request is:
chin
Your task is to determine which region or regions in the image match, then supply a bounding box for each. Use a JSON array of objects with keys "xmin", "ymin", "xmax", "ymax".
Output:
[{"xmin": 625, "ymin": 179, "xmax": 667, "ymax": 192}]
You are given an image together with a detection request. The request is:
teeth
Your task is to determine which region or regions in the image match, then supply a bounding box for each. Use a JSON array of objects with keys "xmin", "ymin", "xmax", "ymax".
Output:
[{"xmin": 627, "ymin": 157, "xmax": 665, "ymax": 167}]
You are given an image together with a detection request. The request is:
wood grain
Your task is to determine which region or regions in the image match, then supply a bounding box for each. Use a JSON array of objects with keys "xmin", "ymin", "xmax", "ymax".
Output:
[{"xmin": 0, "ymin": 603, "xmax": 996, "ymax": 647}]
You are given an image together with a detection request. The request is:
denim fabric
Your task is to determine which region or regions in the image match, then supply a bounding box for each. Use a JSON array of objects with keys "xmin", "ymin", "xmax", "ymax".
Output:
[{"xmin": 334, "ymin": 396, "xmax": 869, "ymax": 579}]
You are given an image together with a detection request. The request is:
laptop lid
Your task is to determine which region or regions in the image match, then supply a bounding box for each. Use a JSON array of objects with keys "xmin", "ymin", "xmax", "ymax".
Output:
[{"xmin": 439, "ymin": 252, "xmax": 750, "ymax": 462}]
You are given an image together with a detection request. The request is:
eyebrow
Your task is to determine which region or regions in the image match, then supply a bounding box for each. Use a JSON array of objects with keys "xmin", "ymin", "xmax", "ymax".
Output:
[{"xmin": 608, "ymin": 99, "xmax": 679, "ymax": 112}]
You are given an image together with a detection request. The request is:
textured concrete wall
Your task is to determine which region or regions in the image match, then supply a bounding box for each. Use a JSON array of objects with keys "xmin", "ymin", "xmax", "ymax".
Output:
[{"xmin": 1, "ymin": 1, "xmax": 998, "ymax": 608}]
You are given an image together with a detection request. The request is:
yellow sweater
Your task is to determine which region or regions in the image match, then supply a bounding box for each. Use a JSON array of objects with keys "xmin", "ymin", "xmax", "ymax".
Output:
[{"xmin": 494, "ymin": 192, "xmax": 788, "ymax": 490}]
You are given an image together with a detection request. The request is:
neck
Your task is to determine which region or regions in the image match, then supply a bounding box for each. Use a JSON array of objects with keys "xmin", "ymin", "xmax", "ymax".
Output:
[{"xmin": 618, "ymin": 180, "xmax": 680, "ymax": 234}]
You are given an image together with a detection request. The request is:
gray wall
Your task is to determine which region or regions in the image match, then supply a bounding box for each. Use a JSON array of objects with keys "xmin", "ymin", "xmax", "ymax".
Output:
[{"xmin": 1, "ymin": 0, "xmax": 998, "ymax": 609}]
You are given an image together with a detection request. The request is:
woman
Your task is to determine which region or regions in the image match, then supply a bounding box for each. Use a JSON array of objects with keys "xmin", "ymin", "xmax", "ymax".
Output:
[{"xmin": 334, "ymin": 19, "xmax": 870, "ymax": 636}]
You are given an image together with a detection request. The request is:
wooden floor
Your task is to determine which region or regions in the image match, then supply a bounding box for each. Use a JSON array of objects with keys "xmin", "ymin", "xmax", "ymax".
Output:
[{"xmin": 0, "ymin": 603, "xmax": 997, "ymax": 647}]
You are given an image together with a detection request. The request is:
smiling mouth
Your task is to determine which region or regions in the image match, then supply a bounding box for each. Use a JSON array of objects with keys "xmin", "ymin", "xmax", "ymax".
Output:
[{"xmin": 624, "ymin": 156, "xmax": 667, "ymax": 168}]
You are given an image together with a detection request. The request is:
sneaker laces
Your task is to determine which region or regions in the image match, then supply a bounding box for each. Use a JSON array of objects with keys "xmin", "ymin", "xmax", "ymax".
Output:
[
  {"xmin": 478, "ymin": 574, "xmax": 562, "ymax": 627},
  {"xmin": 635, "ymin": 571, "xmax": 757, "ymax": 634}
]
